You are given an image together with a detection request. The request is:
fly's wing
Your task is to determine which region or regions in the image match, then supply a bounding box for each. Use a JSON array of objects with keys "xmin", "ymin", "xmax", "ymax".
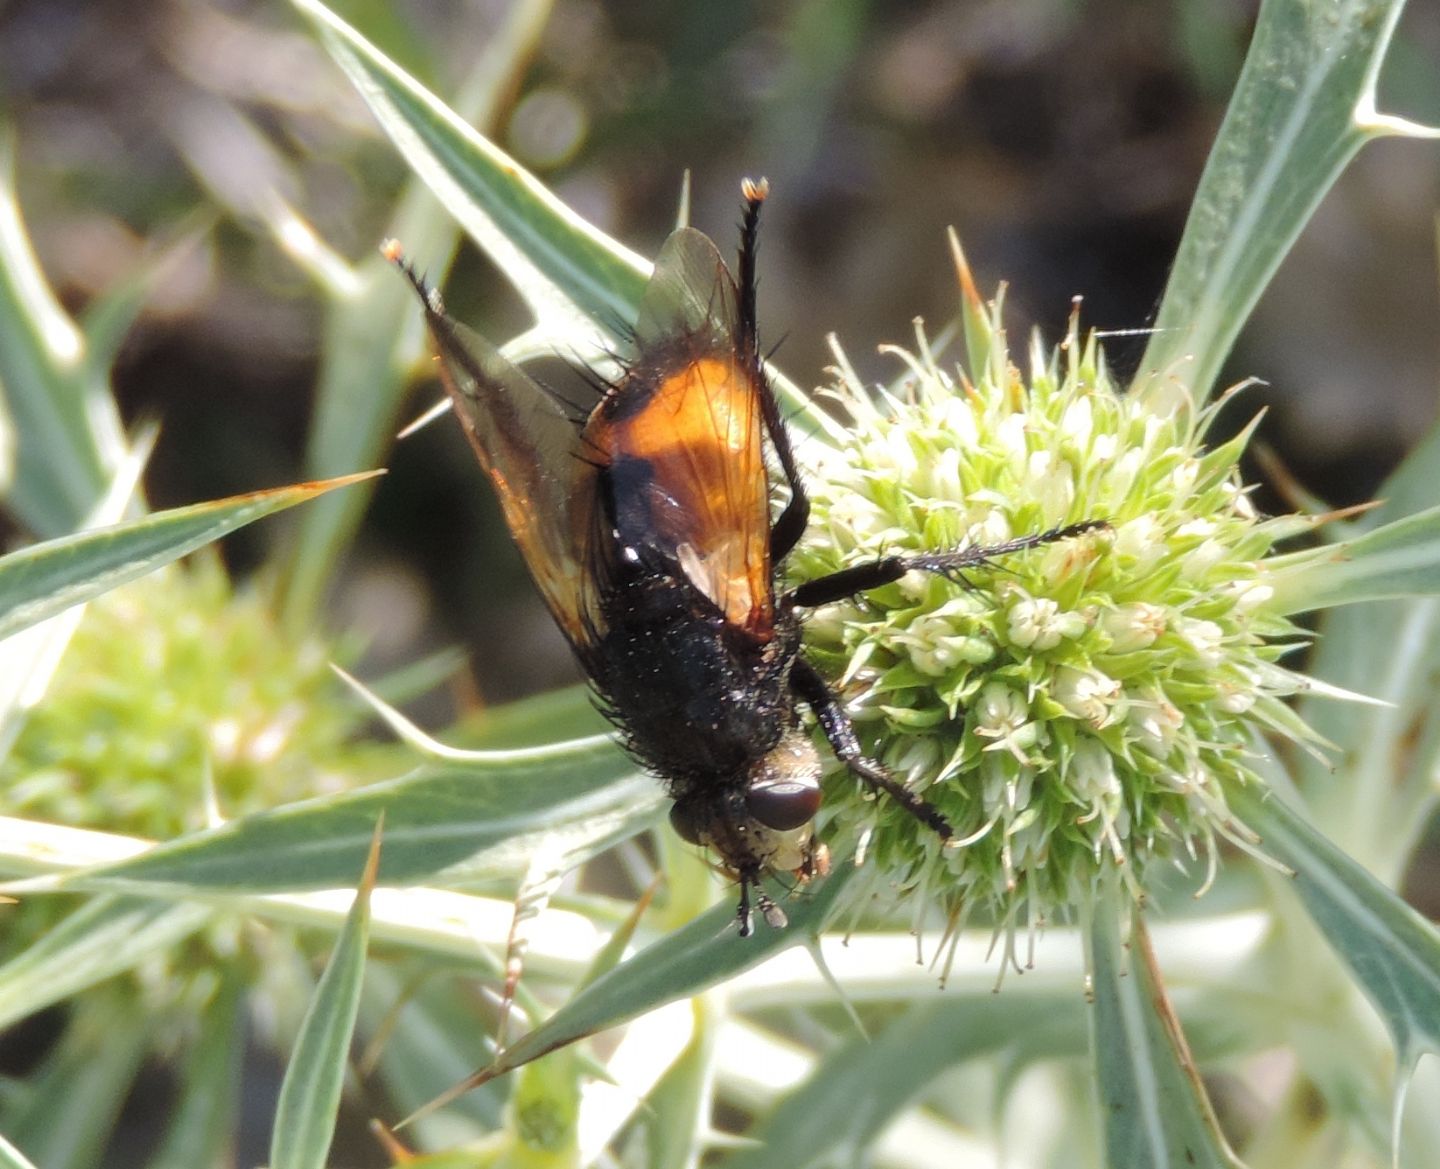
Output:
[
  {"xmin": 633, "ymin": 227, "xmax": 737, "ymax": 355},
  {"xmin": 420, "ymin": 300, "xmax": 603, "ymax": 646},
  {"xmin": 587, "ymin": 228, "xmax": 774, "ymax": 637}
]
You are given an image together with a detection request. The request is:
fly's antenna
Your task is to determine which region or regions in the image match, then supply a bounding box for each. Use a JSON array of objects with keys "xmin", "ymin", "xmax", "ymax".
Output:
[
  {"xmin": 737, "ymin": 177, "xmax": 769, "ymax": 362},
  {"xmin": 380, "ymin": 238, "xmax": 444, "ymax": 316}
]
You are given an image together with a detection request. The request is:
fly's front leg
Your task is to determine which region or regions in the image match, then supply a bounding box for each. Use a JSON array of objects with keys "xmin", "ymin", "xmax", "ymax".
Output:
[
  {"xmin": 790, "ymin": 658, "xmax": 952, "ymax": 840},
  {"xmin": 785, "ymin": 520, "xmax": 1107, "ymax": 609},
  {"xmin": 735, "ymin": 876, "xmax": 755, "ymax": 938},
  {"xmin": 784, "ymin": 520, "xmax": 1106, "ymax": 838},
  {"xmin": 735, "ymin": 874, "xmax": 788, "ymax": 937}
]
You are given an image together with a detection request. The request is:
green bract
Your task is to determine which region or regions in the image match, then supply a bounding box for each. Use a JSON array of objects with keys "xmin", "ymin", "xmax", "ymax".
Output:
[{"xmin": 791, "ymin": 267, "xmax": 1319, "ymax": 946}]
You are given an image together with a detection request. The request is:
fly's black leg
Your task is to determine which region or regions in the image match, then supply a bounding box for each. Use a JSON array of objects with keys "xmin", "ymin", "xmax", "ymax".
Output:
[
  {"xmin": 735, "ymin": 178, "xmax": 813, "ymax": 562},
  {"xmin": 786, "ymin": 520, "xmax": 1107, "ymax": 609},
  {"xmin": 737, "ymin": 869, "xmax": 788, "ymax": 935},
  {"xmin": 768, "ymin": 471, "xmax": 811, "ymax": 563},
  {"xmin": 790, "ymin": 658, "xmax": 953, "ymax": 840},
  {"xmin": 782, "ymin": 521, "xmax": 1106, "ymax": 840},
  {"xmin": 736, "ymin": 877, "xmax": 755, "ymax": 938}
]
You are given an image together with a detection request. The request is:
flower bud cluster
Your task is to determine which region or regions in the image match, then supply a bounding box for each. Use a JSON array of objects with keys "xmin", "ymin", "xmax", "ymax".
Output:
[{"xmin": 790, "ymin": 283, "xmax": 1313, "ymax": 937}]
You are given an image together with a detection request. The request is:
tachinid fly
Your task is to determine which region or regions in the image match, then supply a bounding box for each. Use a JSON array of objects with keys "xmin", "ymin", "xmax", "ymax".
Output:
[{"xmin": 386, "ymin": 180, "xmax": 1100, "ymax": 934}]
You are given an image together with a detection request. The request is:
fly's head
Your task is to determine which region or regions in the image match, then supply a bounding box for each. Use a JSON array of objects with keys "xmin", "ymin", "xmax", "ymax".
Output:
[{"xmin": 668, "ymin": 729, "xmax": 831, "ymax": 935}]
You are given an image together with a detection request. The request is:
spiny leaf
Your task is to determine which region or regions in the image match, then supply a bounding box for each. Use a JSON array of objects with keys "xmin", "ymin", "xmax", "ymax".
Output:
[
  {"xmin": 269, "ymin": 823, "xmax": 382, "ymax": 1169},
  {"xmin": 0, "ymin": 473, "xmax": 379, "ymax": 643},
  {"xmin": 1088, "ymin": 892, "xmax": 1241, "ymax": 1169},
  {"xmin": 1139, "ymin": 0, "xmax": 1418, "ymax": 408}
]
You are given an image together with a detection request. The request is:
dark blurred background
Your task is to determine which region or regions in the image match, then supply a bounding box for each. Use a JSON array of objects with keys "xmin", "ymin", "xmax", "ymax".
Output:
[{"xmin": 2, "ymin": 0, "xmax": 1438, "ymax": 727}]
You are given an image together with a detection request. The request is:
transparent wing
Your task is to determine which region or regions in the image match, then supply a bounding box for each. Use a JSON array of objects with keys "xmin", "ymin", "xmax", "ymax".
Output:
[
  {"xmin": 421, "ymin": 302, "xmax": 602, "ymax": 645},
  {"xmin": 634, "ymin": 228, "xmax": 738, "ymax": 355}
]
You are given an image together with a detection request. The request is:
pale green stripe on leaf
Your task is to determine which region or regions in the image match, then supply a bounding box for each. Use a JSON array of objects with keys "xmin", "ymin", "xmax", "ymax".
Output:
[
  {"xmin": 0, "ymin": 1137, "xmax": 39, "ymax": 1169},
  {"xmin": 1266, "ymin": 503, "xmax": 1440, "ymax": 614},
  {"xmin": 292, "ymin": 0, "xmax": 647, "ymax": 346},
  {"xmin": 0, "ymin": 472, "xmax": 377, "ymax": 643},
  {"xmin": 1138, "ymin": 0, "xmax": 1412, "ymax": 409},
  {"xmin": 1088, "ymin": 894, "xmax": 1241, "ymax": 1169},
  {"xmin": 43, "ymin": 740, "xmax": 653, "ymax": 894},
  {"xmin": 270, "ymin": 828, "xmax": 380, "ymax": 1169}
]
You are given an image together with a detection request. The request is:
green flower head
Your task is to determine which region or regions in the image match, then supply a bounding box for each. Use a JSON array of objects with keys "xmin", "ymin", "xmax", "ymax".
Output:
[{"xmin": 789, "ymin": 241, "xmax": 1318, "ymax": 949}]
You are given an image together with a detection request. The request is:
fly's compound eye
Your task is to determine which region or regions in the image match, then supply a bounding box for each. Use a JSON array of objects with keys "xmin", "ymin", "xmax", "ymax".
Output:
[
  {"xmin": 744, "ymin": 777, "xmax": 822, "ymax": 832},
  {"xmin": 669, "ymin": 802, "xmax": 705, "ymax": 845}
]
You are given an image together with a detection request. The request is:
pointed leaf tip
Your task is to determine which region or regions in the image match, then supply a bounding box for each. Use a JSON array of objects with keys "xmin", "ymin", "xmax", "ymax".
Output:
[
  {"xmin": 0, "ymin": 470, "xmax": 384, "ymax": 644},
  {"xmin": 268, "ymin": 816, "xmax": 379, "ymax": 1169},
  {"xmin": 361, "ymin": 812, "xmax": 385, "ymax": 892},
  {"xmin": 947, "ymin": 227, "xmax": 983, "ymax": 311}
]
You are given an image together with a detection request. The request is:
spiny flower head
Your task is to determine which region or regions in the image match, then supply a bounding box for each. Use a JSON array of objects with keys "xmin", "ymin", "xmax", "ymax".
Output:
[
  {"xmin": 2, "ymin": 558, "xmax": 375, "ymax": 840},
  {"xmin": 788, "ymin": 244, "xmax": 1319, "ymax": 947}
]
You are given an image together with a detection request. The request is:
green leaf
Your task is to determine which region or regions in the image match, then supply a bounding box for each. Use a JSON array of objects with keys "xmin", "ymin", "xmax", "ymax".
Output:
[
  {"xmin": 1088, "ymin": 894, "xmax": 1240, "ymax": 1169},
  {"xmin": 720, "ymin": 993, "xmax": 1088, "ymax": 1169},
  {"xmin": 0, "ymin": 895, "xmax": 211, "ymax": 1030},
  {"xmin": 0, "ymin": 430, "xmax": 152, "ymax": 753},
  {"xmin": 1353, "ymin": 407, "xmax": 1440, "ymax": 538},
  {"xmin": 145, "ymin": 975, "xmax": 245, "ymax": 1169},
  {"xmin": 292, "ymin": 0, "xmax": 648, "ymax": 345},
  {"xmin": 46, "ymin": 738, "xmax": 654, "ymax": 894},
  {"xmin": 1231, "ymin": 784, "xmax": 1440, "ymax": 1069},
  {"xmin": 424, "ymin": 866, "xmax": 859, "ymax": 1106},
  {"xmin": 270, "ymin": 827, "xmax": 380, "ymax": 1169},
  {"xmin": 1267, "ymin": 503, "xmax": 1440, "ymax": 613},
  {"xmin": 0, "ymin": 472, "xmax": 377, "ymax": 643},
  {"xmin": 278, "ymin": 0, "xmax": 556, "ymax": 627},
  {"xmin": 1297, "ymin": 414, "xmax": 1440, "ymax": 871},
  {"xmin": 290, "ymin": 0, "xmax": 841, "ymax": 445},
  {"xmin": 0, "ymin": 132, "xmax": 126, "ymax": 536},
  {"xmin": 1138, "ymin": 0, "xmax": 1414, "ymax": 408},
  {"xmin": 0, "ymin": 1004, "xmax": 150, "ymax": 1169}
]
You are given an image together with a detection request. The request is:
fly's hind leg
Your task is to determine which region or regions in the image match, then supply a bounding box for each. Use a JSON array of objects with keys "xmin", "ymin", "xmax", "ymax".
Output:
[{"xmin": 790, "ymin": 658, "xmax": 952, "ymax": 840}]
